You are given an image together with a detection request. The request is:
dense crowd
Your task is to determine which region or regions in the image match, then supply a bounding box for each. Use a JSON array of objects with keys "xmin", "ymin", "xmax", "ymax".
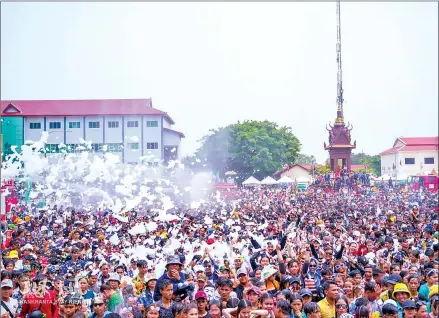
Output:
[{"xmin": 1, "ymin": 179, "xmax": 438, "ymax": 318}]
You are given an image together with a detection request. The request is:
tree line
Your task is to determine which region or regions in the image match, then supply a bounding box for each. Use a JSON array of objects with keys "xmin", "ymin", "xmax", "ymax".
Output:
[{"xmin": 183, "ymin": 120, "xmax": 381, "ymax": 181}]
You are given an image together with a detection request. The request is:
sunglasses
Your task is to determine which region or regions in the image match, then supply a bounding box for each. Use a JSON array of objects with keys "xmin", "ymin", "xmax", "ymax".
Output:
[
  {"xmin": 93, "ymin": 303, "xmax": 105, "ymax": 307},
  {"xmin": 336, "ymin": 304, "xmax": 348, "ymax": 309},
  {"xmin": 334, "ymin": 264, "xmax": 344, "ymax": 270},
  {"xmin": 309, "ymin": 264, "xmax": 317, "ymax": 268},
  {"xmin": 291, "ymin": 286, "xmax": 301, "ymax": 291}
]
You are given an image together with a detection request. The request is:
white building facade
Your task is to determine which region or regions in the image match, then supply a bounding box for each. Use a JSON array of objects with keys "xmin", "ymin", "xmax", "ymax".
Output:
[
  {"xmin": 379, "ymin": 137, "xmax": 438, "ymax": 180},
  {"xmin": 2, "ymin": 99, "xmax": 184, "ymax": 164}
]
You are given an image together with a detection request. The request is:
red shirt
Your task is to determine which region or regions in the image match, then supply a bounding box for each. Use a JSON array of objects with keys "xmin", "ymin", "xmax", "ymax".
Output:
[{"xmin": 19, "ymin": 292, "xmax": 56, "ymax": 318}]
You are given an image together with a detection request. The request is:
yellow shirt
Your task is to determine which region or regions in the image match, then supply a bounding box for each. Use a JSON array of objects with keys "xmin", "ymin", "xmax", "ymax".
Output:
[{"xmin": 317, "ymin": 298, "xmax": 335, "ymax": 318}]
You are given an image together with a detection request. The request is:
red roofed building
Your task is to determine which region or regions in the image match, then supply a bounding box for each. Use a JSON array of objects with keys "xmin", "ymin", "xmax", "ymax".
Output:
[
  {"xmin": 1, "ymin": 99, "xmax": 184, "ymax": 164},
  {"xmin": 379, "ymin": 137, "xmax": 438, "ymax": 180},
  {"xmin": 274, "ymin": 163, "xmax": 322, "ymax": 182}
]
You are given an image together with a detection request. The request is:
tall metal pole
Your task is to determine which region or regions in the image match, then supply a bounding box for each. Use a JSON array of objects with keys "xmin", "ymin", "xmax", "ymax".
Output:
[{"xmin": 336, "ymin": 1, "xmax": 344, "ymax": 119}]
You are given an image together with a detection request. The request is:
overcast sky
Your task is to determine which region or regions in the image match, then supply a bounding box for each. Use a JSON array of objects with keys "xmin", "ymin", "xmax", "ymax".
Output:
[{"xmin": 1, "ymin": 2, "xmax": 437, "ymax": 163}]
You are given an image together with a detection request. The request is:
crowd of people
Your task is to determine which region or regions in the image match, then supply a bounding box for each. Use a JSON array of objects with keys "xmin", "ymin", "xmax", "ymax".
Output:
[{"xmin": 1, "ymin": 177, "xmax": 438, "ymax": 318}]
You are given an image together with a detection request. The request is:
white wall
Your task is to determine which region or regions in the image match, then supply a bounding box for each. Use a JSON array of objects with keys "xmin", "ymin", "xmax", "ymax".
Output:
[
  {"xmin": 162, "ymin": 118, "xmax": 172, "ymax": 129},
  {"xmin": 66, "ymin": 116, "xmax": 84, "ymax": 144},
  {"xmin": 24, "ymin": 114, "xmax": 179, "ymax": 164},
  {"xmin": 85, "ymin": 116, "xmax": 104, "ymax": 144},
  {"xmin": 163, "ymin": 130, "xmax": 182, "ymax": 159},
  {"xmin": 380, "ymin": 153, "xmax": 400, "ymax": 178},
  {"xmin": 124, "ymin": 115, "xmax": 142, "ymax": 163},
  {"xmin": 24, "ymin": 117, "xmax": 44, "ymax": 142},
  {"xmin": 399, "ymin": 150, "xmax": 438, "ymax": 179},
  {"xmin": 104, "ymin": 116, "xmax": 123, "ymax": 144},
  {"xmin": 381, "ymin": 150, "xmax": 438, "ymax": 180},
  {"xmin": 163, "ymin": 131, "xmax": 181, "ymax": 147},
  {"xmin": 46, "ymin": 116, "xmax": 65, "ymax": 144},
  {"xmin": 281, "ymin": 166, "xmax": 312, "ymax": 181},
  {"xmin": 142, "ymin": 115, "xmax": 162, "ymax": 161}
]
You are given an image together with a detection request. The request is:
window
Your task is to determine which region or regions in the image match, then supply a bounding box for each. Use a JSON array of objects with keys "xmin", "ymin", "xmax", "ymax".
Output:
[
  {"xmin": 91, "ymin": 143, "xmax": 103, "ymax": 152},
  {"xmin": 405, "ymin": 158, "xmax": 415, "ymax": 165},
  {"xmin": 108, "ymin": 121, "xmax": 119, "ymax": 128},
  {"xmin": 49, "ymin": 122, "xmax": 61, "ymax": 129},
  {"xmin": 29, "ymin": 123, "xmax": 41, "ymax": 129},
  {"xmin": 69, "ymin": 122, "xmax": 81, "ymax": 129},
  {"xmin": 127, "ymin": 121, "xmax": 139, "ymax": 128},
  {"xmin": 65, "ymin": 144, "xmax": 80, "ymax": 152},
  {"xmin": 46, "ymin": 144, "xmax": 60, "ymax": 153},
  {"xmin": 106, "ymin": 143, "xmax": 123, "ymax": 152},
  {"xmin": 128, "ymin": 143, "xmax": 139, "ymax": 150},
  {"xmin": 147, "ymin": 142, "xmax": 159, "ymax": 150},
  {"xmin": 89, "ymin": 121, "xmax": 100, "ymax": 129},
  {"xmin": 424, "ymin": 157, "xmax": 435, "ymax": 164},
  {"xmin": 146, "ymin": 121, "xmax": 158, "ymax": 127}
]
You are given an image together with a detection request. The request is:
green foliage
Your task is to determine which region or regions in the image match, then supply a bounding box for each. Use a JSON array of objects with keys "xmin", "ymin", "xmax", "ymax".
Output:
[
  {"xmin": 316, "ymin": 164, "xmax": 331, "ymax": 175},
  {"xmin": 294, "ymin": 153, "xmax": 317, "ymax": 164},
  {"xmin": 195, "ymin": 120, "xmax": 301, "ymax": 182},
  {"xmin": 351, "ymin": 152, "xmax": 381, "ymax": 176}
]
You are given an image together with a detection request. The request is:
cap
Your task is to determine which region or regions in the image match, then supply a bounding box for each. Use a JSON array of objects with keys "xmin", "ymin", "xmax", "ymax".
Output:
[
  {"xmin": 7, "ymin": 251, "xmax": 19, "ymax": 259},
  {"xmin": 21, "ymin": 244, "xmax": 33, "ymax": 251},
  {"xmin": 197, "ymin": 274, "xmax": 207, "ymax": 282},
  {"xmin": 402, "ymin": 300, "xmax": 417, "ymax": 309},
  {"xmin": 1, "ymin": 279, "xmax": 13, "ymax": 288},
  {"xmin": 108, "ymin": 273, "xmax": 121, "ymax": 282},
  {"xmin": 237, "ymin": 268, "xmax": 247, "ymax": 277},
  {"xmin": 246, "ymin": 286, "xmax": 262, "ymax": 296},
  {"xmin": 290, "ymin": 277, "xmax": 301, "ymax": 285},
  {"xmin": 382, "ymin": 302, "xmax": 399, "ymax": 315},
  {"xmin": 299, "ymin": 288, "xmax": 313, "ymax": 297},
  {"xmin": 195, "ymin": 291, "xmax": 207, "ymax": 300},
  {"xmin": 386, "ymin": 274, "xmax": 402, "ymax": 285},
  {"xmin": 193, "ymin": 265, "xmax": 205, "ymax": 273}
]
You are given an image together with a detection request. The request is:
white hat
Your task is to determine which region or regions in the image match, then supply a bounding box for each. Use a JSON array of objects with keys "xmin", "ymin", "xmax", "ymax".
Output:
[
  {"xmin": 1, "ymin": 279, "xmax": 13, "ymax": 288},
  {"xmin": 21, "ymin": 244, "xmax": 33, "ymax": 251},
  {"xmin": 41, "ymin": 226, "xmax": 48, "ymax": 231},
  {"xmin": 108, "ymin": 273, "xmax": 121, "ymax": 282},
  {"xmin": 193, "ymin": 265, "xmax": 205, "ymax": 273},
  {"xmin": 383, "ymin": 299, "xmax": 398, "ymax": 307},
  {"xmin": 261, "ymin": 266, "xmax": 278, "ymax": 281}
]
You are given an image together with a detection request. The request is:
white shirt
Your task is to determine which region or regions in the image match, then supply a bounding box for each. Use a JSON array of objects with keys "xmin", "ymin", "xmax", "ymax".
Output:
[{"xmin": 1, "ymin": 297, "xmax": 18, "ymax": 318}]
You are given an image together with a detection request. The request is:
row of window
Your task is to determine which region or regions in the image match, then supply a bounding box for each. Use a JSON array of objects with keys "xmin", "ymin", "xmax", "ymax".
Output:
[
  {"xmin": 29, "ymin": 120, "xmax": 159, "ymax": 129},
  {"xmin": 127, "ymin": 142, "xmax": 159, "ymax": 150},
  {"xmin": 404, "ymin": 157, "xmax": 435, "ymax": 165},
  {"xmin": 44, "ymin": 142, "xmax": 159, "ymax": 153}
]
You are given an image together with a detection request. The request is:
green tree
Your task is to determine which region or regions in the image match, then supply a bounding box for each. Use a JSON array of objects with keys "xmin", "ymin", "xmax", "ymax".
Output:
[
  {"xmin": 294, "ymin": 153, "xmax": 316, "ymax": 164},
  {"xmin": 195, "ymin": 126, "xmax": 232, "ymax": 177},
  {"xmin": 351, "ymin": 152, "xmax": 381, "ymax": 176},
  {"xmin": 196, "ymin": 121, "xmax": 301, "ymax": 182},
  {"xmin": 316, "ymin": 164, "xmax": 331, "ymax": 175}
]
